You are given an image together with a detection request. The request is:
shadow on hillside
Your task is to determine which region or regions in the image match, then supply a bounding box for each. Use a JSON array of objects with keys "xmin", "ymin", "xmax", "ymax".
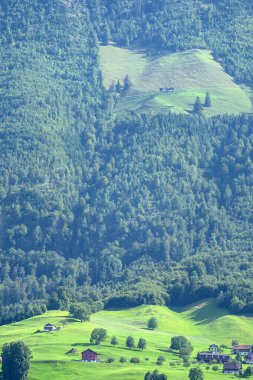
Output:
[
  {"xmin": 59, "ymin": 318, "xmax": 80, "ymax": 324},
  {"xmin": 72, "ymin": 343, "xmax": 91, "ymax": 347},
  {"xmin": 170, "ymin": 299, "xmax": 227, "ymax": 326}
]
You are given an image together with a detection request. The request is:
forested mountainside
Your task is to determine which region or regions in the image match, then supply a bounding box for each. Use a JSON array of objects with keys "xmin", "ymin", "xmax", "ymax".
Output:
[
  {"xmin": 88, "ymin": 0, "xmax": 253, "ymax": 83},
  {"xmin": 0, "ymin": 0, "xmax": 252, "ymax": 325}
]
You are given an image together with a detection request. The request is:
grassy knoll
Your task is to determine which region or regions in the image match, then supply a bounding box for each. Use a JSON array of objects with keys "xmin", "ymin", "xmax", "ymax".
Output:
[
  {"xmin": 1, "ymin": 299, "xmax": 253, "ymax": 379},
  {"xmin": 100, "ymin": 45, "xmax": 252, "ymax": 116}
]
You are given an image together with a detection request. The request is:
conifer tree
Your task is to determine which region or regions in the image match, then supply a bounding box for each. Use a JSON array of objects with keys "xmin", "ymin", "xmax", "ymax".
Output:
[
  {"xmin": 193, "ymin": 96, "xmax": 203, "ymax": 115},
  {"xmin": 204, "ymin": 92, "xmax": 211, "ymax": 107}
]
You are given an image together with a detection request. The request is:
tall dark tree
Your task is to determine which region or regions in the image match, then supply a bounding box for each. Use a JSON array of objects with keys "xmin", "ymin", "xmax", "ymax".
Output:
[
  {"xmin": 137, "ymin": 338, "xmax": 147, "ymax": 350},
  {"xmin": 193, "ymin": 96, "xmax": 203, "ymax": 115},
  {"xmin": 2, "ymin": 341, "xmax": 31, "ymax": 380},
  {"xmin": 204, "ymin": 92, "xmax": 211, "ymax": 107},
  {"xmin": 126, "ymin": 336, "xmax": 135, "ymax": 349}
]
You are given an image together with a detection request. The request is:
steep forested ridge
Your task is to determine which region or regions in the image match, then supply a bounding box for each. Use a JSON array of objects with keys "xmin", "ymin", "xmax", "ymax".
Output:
[{"xmin": 0, "ymin": 0, "xmax": 252, "ymax": 324}]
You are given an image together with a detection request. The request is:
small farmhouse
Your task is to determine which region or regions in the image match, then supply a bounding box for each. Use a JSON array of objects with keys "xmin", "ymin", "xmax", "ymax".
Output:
[
  {"xmin": 223, "ymin": 361, "xmax": 242, "ymax": 375},
  {"xmin": 159, "ymin": 87, "xmax": 176, "ymax": 93},
  {"xmin": 244, "ymin": 353, "xmax": 253, "ymax": 364},
  {"xmin": 81, "ymin": 349, "xmax": 99, "ymax": 362},
  {"xmin": 43, "ymin": 323, "xmax": 57, "ymax": 332},
  {"xmin": 233, "ymin": 345, "xmax": 252, "ymax": 355},
  {"xmin": 166, "ymin": 87, "xmax": 176, "ymax": 93}
]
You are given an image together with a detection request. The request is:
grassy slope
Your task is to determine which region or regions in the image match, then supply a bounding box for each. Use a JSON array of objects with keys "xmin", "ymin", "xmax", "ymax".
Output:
[
  {"xmin": 100, "ymin": 45, "xmax": 252, "ymax": 116},
  {"xmin": 1, "ymin": 299, "xmax": 253, "ymax": 379}
]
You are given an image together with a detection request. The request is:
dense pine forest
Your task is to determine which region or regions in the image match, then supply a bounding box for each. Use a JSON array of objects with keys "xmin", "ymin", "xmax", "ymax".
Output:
[{"xmin": 0, "ymin": 0, "xmax": 252, "ymax": 325}]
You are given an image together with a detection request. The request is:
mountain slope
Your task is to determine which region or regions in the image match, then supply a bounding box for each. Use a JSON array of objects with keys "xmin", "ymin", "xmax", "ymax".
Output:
[{"xmin": 1, "ymin": 299, "xmax": 253, "ymax": 379}]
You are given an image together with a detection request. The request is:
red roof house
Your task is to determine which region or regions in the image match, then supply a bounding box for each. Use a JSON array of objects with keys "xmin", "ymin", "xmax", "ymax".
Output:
[
  {"xmin": 81, "ymin": 349, "xmax": 99, "ymax": 362},
  {"xmin": 233, "ymin": 345, "xmax": 252, "ymax": 355}
]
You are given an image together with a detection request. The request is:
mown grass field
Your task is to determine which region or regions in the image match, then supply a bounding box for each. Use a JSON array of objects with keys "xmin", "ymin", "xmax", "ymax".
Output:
[
  {"xmin": 1, "ymin": 299, "xmax": 253, "ymax": 379},
  {"xmin": 100, "ymin": 45, "xmax": 252, "ymax": 116}
]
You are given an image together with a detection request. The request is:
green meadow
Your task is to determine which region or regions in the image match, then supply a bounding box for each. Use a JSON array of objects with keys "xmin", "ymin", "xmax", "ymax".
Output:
[
  {"xmin": 1, "ymin": 299, "xmax": 253, "ymax": 379},
  {"xmin": 100, "ymin": 45, "xmax": 252, "ymax": 116}
]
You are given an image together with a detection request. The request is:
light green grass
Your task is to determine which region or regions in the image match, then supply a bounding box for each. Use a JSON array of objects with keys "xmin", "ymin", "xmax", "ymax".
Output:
[
  {"xmin": 1, "ymin": 299, "xmax": 253, "ymax": 379},
  {"xmin": 100, "ymin": 45, "xmax": 252, "ymax": 116}
]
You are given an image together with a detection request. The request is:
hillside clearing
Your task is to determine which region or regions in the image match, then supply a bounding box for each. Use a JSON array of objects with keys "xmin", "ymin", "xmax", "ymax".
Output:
[
  {"xmin": 1, "ymin": 299, "xmax": 253, "ymax": 379},
  {"xmin": 100, "ymin": 45, "xmax": 252, "ymax": 116}
]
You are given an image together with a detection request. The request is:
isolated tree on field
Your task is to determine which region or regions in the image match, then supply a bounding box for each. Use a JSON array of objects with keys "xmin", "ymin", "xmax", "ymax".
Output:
[
  {"xmin": 2, "ymin": 341, "xmax": 31, "ymax": 380},
  {"xmin": 171, "ymin": 336, "xmax": 189, "ymax": 350},
  {"xmin": 147, "ymin": 317, "xmax": 158, "ymax": 330},
  {"xmin": 193, "ymin": 96, "xmax": 203, "ymax": 115},
  {"xmin": 126, "ymin": 336, "xmax": 135, "ymax": 349},
  {"xmin": 90, "ymin": 328, "xmax": 107, "ymax": 345},
  {"xmin": 204, "ymin": 92, "xmax": 211, "ymax": 107},
  {"xmin": 119, "ymin": 357, "xmax": 126, "ymax": 363},
  {"xmin": 137, "ymin": 338, "xmax": 147, "ymax": 350},
  {"xmin": 189, "ymin": 367, "xmax": 204, "ymax": 380},
  {"xmin": 111, "ymin": 336, "xmax": 118, "ymax": 346}
]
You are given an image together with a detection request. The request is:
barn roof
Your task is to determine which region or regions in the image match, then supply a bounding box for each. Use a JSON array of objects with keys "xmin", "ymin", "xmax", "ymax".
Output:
[
  {"xmin": 82, "ymin": 349, "xmax": 98, "ymax": 355},
  {"xmin": 224, "ymin": 362, "xmax": 241, "ymax": 370},
  {"xmin": 233, "ymin": 345, "xmax": 252, "ymax": 350}
]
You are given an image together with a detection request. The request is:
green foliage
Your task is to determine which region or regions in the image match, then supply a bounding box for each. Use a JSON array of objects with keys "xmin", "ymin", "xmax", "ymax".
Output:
[
  {"xmin": 171, "ymin": 336, "xmax": 189, "ymax": 351},
  {"xmin": 88, "ymin": 0, "xmax": 253, "ymax": 83},
  {"xmin": 2, "ymin": 341, "xmax": 31, "ymax": 380},
  {"xmin": 204, "ymin": 92, "xmax": 211, "ymax": 108},
  {"xmin": 111, "ymin": 336, "xmax": 118, "ymax": 345},
  {"xmin": 193, "ymin": 96, "xmax": 203, "ymax": 115},
  {"xmin": 244, "ymin": 367, "xmax": 253, "ymax": 378},
  {"xmin": 137, "ymin": 338, "xmax": 147, "ymax": 350},
  {"xmin": 147, "ymin": 317, "xmax": 158, "ymax": 330},
  {"xmin": 90, "ymin": 328, "xmax": 107, "ymax": 345},
  {"xmin": 189, "ymin": 367, "xmax": 204, "ymax": 380},
  {"xmin": 126, "ymin": 336, "xmax": 135, "ymax": 349},
  {"xmin": 144, "ymin": 370, "xmax": 167, "ymax": 380},
  {"xmin": 69, "ymin": 303, "xmax": 90, "ymax": 322},
  {"xmin": 0, "ymin": 0, "xmax": 252, "ymax": 328}
]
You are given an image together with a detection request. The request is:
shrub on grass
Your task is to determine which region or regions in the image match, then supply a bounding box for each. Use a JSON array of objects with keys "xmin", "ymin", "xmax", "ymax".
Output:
[{"xmin": 130, "ymin": 357, "xmax": 140, "ymax": 364}]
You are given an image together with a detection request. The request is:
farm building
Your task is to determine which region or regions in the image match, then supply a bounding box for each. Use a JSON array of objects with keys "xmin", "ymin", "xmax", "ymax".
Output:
[
  {"xmin": 233, "ymin": 345, "xmax": 252, "ymax": 355},
  {"xmin": 244, "ymin": 353, "xmax": 253, "ymax": 364},
  {"xmin": 81, "ymin": 349, "xmax": 99, "ymax": 362},
  {"xmin": 43, "ymin": 323, "xmax": 57, "ymax": 332},
  {"xmin": 197, "ymin": 352, "xmax": 230, "ymax": 363},
  {"xmin": 209, "ymin": 344, "xmax": 218, "ymax": 353},
  {"xmin": 197, "ymin": 344, "xmax": 230, "ymax": 363},
  {"xmin": 223, "ymin": 361, "xmax": 242, "ymax": 375},
  {"xmin": 160, "ymin": 87, "xmax": 176, "ymax": 93}
]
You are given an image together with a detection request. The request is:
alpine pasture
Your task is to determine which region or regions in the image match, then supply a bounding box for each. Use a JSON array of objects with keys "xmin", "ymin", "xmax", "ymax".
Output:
[
  {"xmin": 1, "ymin": 299, "xmax": 253, "ymax": 379},
  {"xmin": 100, "ymin": 45, "xmax": 252, "ymax": 116}
]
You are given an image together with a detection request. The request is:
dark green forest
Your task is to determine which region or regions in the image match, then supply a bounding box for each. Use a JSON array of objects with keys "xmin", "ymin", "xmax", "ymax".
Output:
[{"xmin": 0, "ymin": 0, "xmax": 252, "ymax": 325}]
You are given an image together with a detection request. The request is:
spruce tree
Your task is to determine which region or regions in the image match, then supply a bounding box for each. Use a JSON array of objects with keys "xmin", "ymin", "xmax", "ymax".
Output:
[
  {"xmin": 116, "ymin": 80, "xmax": 122, "ymax": 93},
  {"xmin": 193, "ymin": 96, "xmax": 203, "ymax": 115},
  {"xmin": 204, "ymin": 92, "xmax": 211, "ymax": 107}
]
